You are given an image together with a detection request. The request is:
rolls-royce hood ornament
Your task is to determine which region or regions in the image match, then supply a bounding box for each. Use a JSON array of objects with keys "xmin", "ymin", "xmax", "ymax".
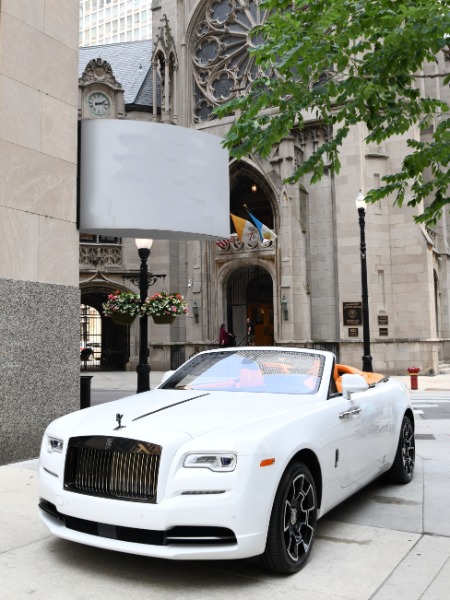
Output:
[{"xmin": 114, "ymin": 413, "xmax": 125, "ymax": 430}]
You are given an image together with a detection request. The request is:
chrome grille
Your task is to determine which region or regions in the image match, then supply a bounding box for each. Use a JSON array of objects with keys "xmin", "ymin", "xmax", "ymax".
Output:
[{"xmin": 64, "ymin": 436, "xmax": 161, "ymax": 503}]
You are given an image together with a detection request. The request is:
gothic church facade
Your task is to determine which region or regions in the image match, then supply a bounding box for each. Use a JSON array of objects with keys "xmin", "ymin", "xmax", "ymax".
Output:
[{"xmin": 146, "ymin": 0, "xmax": 450, "ymax": 374}]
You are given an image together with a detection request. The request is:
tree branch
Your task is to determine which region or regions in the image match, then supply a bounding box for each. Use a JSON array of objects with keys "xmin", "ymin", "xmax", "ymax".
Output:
[{"xmin": 413, "ymin": 72, "xmax": 450, "ymax": 79}]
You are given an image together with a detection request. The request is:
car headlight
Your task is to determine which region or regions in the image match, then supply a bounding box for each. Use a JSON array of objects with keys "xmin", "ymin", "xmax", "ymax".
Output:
[
  {"xmin": 47, "ymin": 436, "xmax": 64, "ymax": 453},
  {"xmin": 184, "ymin": 453, "xmax": 237, "ymax": 472}
]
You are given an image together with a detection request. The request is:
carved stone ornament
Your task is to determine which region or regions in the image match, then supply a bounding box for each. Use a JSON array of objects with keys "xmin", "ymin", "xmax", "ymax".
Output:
[
  {"xmin": 294, "ymin": 125, "xmax": 333, "ymax": 151},
  {"xmin": 154, "ymin": 14, "xmax": 176, "ymax": 56},
  {"xmin": 79, "ymin": 244, "xmax": 122, "ymax": 268},
  {"xmin": 192, "ymin": 0, "xmax": 269, "ymax": 122},
  {"xmin": 79, "ymin": 58, "xmax": 123, "ymax": 90},
  {"xmin": 216, "ymin": 234, "xmax": 276, "ymax": 255}
]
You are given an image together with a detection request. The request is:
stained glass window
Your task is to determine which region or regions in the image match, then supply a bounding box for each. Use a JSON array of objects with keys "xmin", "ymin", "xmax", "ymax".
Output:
[{"xmin": 192, "ymin": 0, "xmax": 268, "ymax": 122}]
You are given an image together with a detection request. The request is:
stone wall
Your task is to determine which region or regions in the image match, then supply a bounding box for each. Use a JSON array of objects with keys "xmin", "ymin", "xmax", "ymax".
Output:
[
  {"xmin": 0, "ymin": 0, "xmax": 80, "ymax": 464},
  {"xmin": 339, "ymin": 340, "xmax": 441, "ymax": 376},
  {"xmin": 0, "ymin": 279, "xmax": 80, "ymax": 464}
]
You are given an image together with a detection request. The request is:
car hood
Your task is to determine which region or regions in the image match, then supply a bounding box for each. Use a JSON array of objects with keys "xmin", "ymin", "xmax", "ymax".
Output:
[{"xmin": 50, "ymin": 389, "xmax": 317, "ymax": 445}]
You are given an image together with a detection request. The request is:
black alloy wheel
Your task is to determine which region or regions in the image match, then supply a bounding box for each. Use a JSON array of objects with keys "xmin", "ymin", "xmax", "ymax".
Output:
[
  {"xmin": 260, "ymin": 462, "xmax": 317, "ymax": 574},
  {"xmin": 388, "ymin": 415, "xmax": 415, "ymax": 484}
]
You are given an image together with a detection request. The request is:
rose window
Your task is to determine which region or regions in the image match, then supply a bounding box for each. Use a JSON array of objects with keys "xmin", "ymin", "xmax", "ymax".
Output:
[{"xmin": 192, "ymin": 0, "xmax": 268, "ymax": 122}]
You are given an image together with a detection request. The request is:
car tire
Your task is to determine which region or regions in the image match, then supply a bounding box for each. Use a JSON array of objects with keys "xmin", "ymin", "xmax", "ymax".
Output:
[
  {"xmin": 260, "ymin": 462, "xmax": 317, "ymax": 574},
  {"xmin": 388, "ymin": 415, "xmax": 415, "ymax": 484}
]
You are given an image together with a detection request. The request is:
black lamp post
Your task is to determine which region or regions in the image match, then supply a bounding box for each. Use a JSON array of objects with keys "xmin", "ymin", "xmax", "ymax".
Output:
[
  {"xmin": 356, "ymin": 192, "xmax": 373, "ymax": 372},
  {"xmin": 135, "ymin": 238, "xmax": 153, "ymax": 393},
  {"xmin": 123, "ymin": 240, "xmax": 166, "ymax": 393}
]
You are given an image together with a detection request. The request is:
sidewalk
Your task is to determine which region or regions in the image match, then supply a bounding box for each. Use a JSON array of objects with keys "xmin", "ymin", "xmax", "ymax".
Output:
[
  {"xmin": 81, "ymin": 368, "xmax": 164, "ymax": 391},
  {"xmin": 393, "ymin": 372, "xmax": 450, "ymax": 391},
  {"xmin": 81, "ymin": 369, "xmax": 165, "ymax": 406},
  {"xmin": 1, "ymin": 371, "xmax": 449, "ymax": 599}
]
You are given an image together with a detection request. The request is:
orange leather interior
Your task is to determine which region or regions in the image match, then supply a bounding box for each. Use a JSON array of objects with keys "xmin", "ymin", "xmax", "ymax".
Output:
[{"xmin": 334, "ymin": 364, "xmax": 384, "ymax": 393}]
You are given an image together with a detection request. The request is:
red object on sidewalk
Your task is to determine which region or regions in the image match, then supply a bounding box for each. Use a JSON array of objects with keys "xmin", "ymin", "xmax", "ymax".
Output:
[{"xmin": 407, "ymin": 367, "xmax": 420, "ymax": 390}]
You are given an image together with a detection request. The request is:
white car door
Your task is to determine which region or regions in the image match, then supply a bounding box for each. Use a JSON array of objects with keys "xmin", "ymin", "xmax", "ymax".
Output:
[{"xmin": 339, "ymin": 384, "xmax": 392, "ymax": 488}]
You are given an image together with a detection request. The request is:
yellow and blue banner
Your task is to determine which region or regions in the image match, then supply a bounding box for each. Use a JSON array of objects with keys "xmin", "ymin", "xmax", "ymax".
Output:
[
  {"xmin": 245, "ymin": 208, "xmax": 278, "ymax": 242},
  {"xmin": 230, "ymin": 213, "xmax": 259, "ymax": 243}
]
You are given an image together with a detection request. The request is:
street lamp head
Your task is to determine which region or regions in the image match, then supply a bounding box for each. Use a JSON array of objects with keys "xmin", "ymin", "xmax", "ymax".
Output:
[
  {"xmin": 135, "ymin": 238, "xmax": 154, "ymax": 250},
  {"xmin": 355, "ymin": 191, "xmax": 366, "ymax": 210}
]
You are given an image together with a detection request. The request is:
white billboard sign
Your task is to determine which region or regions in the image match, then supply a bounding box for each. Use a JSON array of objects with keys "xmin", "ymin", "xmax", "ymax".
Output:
[{"xmin": 79, "ymin": 119, "xmax": 230, "ymax": 240}]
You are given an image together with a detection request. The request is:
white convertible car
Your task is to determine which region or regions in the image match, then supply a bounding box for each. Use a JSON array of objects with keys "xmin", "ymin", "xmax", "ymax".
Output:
[{"xmin": 38, "ymin": 348, "xmax": 415, "ymax": 574}]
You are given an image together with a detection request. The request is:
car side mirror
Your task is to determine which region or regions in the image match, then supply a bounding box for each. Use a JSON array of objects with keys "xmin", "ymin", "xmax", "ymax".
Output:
[
  {"xmin": 341, "ymin": 373, "xmax": 369, "ymax": 400},
  {"xmin": 160, "ymin": 370, "xmax": 176, "ymax": 385}
]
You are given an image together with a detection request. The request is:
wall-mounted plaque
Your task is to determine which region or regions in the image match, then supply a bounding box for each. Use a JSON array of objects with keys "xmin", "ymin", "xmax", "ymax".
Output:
[
  {"xmin": 348, "ymin": 327, "xmax": 359, "ymax": 337},
  {"xmin": 343, "ymin": 302, "xmax": 362, "ymax": 326},
  {"xmin": 378, "ymin": 315, "xmax": 388, "ymax": 325},
  {"xmin": 379, "ymin": 328, "xmax": 388, "ymax": 336}
]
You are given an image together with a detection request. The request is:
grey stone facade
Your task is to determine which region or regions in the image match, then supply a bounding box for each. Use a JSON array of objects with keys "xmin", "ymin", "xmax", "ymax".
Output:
[
  {"xmin": 0, "ymin": 0, "xmax": 80, "ymax": 465},
  {"xmin": 0, "ymin": 280, "xmax": 80, "ymax": 464},
  {"xmin": 146, "ymin": 0, "xmax": 450, "ymax": 375}
]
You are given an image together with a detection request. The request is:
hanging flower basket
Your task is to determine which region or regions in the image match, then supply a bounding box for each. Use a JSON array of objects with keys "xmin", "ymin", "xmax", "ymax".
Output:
[
  {"xmin": 102, "ymin": 290, "xmax": 141, "ymax": 325},
  {"xmin": 152, "ymin": 314, "xmax": 176, "ymax": 325},
  {"xmin": 142, "ymin": 292, "xmax": 188, "ymax": 322},
  {"xmin": 102, "ymin": 290, "xmax": 187, "ymax": 325},
  {"xmin": 111, "ymin": 313, "xmax": 136, "ymax": 326}
]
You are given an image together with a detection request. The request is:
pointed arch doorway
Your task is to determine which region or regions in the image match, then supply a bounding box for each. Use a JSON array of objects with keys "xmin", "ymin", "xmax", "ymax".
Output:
[{"xmin": 227, "ymin": 266, "xmax": 274, "ymax": 346}]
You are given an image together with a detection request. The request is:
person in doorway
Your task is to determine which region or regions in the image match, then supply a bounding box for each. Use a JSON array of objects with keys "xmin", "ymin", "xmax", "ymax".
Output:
[
  {"xmin": 227, "ymin": 329, "xmax": 237, "ymax": 347},
  {"xmin": 219, "ymin": 323, "xmax": 229, "ymax": 347},
  {"xmin": 246, "ymin": 317, "xmax": 255, "ymax": 345}
]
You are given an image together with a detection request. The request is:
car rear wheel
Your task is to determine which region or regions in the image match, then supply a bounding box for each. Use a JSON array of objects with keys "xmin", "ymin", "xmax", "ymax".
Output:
[
  {"xmin": 260, "ymin": 462, "xmax": 317, "ymax": 574},
  {"xmin": 388, "ymin": 415, "xmax": 415, "ymax": 483}
]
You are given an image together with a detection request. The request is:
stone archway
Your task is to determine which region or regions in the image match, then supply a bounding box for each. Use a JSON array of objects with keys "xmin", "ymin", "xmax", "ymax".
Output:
[
  {"xmin": 226, "ymin": 265, "xmax": 274, "ymax": 346},
  {"xmin": 80, "ymin": 285, "xmax": 132, "ymax": 370},
  {"xmin": 229, "ymin": 160, "xmax": 278, "ymax": 232}
]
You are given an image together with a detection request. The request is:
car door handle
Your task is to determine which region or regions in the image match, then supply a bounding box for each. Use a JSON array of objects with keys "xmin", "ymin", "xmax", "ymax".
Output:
[{"xmin": 339, "ymin": 407, "xmax": 362, "ymax": 419}]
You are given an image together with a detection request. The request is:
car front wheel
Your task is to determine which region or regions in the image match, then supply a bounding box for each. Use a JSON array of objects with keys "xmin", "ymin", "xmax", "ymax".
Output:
[
  {"xmin": 388, "ymin": 415, "xmax": 415, "ymax": 483},
  {"xmin": 260, "ymin": 462, "xmax": 317, "ymax": 574}
]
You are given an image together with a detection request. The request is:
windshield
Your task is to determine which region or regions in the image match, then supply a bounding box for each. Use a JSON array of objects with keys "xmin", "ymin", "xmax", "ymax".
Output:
[{"xmin": 161, "ymin": 350, "xmax": 324, "ymax": 394}]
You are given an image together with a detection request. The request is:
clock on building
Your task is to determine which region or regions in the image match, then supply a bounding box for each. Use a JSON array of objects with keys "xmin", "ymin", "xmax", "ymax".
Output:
[{"xmin": 87, "ymin": 91, "xmax": 111, "ymax": 117}]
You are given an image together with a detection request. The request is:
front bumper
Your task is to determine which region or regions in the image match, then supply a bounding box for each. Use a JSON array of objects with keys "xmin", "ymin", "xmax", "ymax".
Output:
[{"xmin": 38, "ymin": 455, "xmax": 277, "ymax": 561}]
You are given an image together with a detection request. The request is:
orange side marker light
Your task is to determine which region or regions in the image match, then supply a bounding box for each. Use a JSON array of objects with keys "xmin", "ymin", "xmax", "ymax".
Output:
[{"xmin": 260, "ymin": 458, "xmax": 275, "ymax": 467}]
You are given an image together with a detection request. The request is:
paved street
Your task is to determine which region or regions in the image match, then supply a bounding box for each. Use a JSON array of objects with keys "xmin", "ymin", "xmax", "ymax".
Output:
[
  {"xmin": 1, "ymin": 372, "xmax": 449, "ymax": 599},
  {"xmin": 410, "ymin": 392, "xmax": 450, "ymax": 420}
]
